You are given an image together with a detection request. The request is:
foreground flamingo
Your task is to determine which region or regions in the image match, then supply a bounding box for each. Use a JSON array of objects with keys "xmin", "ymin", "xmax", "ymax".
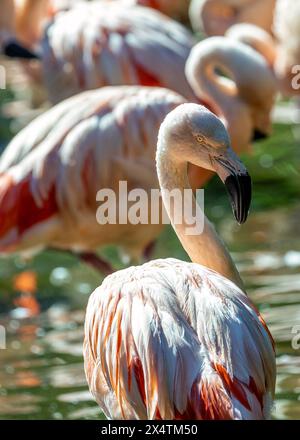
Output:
[
  {"xmin": 189, "ymin": 0, "xmax": 276, "ymax": 36},
  {"xmin": 83, "ymin": 103, "xmax": 276, "ymax": 420}
]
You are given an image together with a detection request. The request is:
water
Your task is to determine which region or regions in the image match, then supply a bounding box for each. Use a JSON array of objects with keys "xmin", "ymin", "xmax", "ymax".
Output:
[{"xmin": 0, "ymin": 120, "xmax": 299, "ymax": 419}]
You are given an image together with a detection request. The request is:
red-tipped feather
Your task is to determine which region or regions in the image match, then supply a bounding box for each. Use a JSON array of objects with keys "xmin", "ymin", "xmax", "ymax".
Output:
[{"xmin": 0, "ymin": 173, "xmax": 57, "ymax": 250}]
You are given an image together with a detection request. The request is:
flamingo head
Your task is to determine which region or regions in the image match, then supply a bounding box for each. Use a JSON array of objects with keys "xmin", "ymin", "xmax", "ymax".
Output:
[{"xmin": 158, "ymin": 103, "xmax": 252, "ymax": 224}]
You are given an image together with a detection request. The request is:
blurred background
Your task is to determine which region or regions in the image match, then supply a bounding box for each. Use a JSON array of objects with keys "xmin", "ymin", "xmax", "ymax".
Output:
[{"xmin": 0, "ymin": 0, "xmax": 300, "ymax": 420}]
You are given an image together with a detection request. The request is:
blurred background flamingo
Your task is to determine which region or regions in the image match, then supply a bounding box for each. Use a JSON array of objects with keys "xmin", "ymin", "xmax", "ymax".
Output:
[
  {"xmin": 226, "ymin": 9, "xmax": 300, "ymax": 98},
  {"xmin": 189, "ymin": 0, "xmax": 276, "ymax": 35},
  {"xmin": 84, "ymin": 103, "xmax": 276, "ymax": 420}
]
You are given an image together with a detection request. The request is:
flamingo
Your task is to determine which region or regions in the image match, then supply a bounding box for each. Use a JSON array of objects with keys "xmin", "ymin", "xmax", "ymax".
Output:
[
  {"xmin": 189, "ymin": 0, "xmax": 276, "ymax": 36},
  {"xmin": 83, "ymin": 103, "xmax": 276, "ymax": 420}
]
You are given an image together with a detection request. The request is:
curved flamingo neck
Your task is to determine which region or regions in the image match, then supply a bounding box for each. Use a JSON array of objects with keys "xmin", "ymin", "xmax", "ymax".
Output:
[
  {"xmin": 186, "ymin": 42, "xmax": 242, "ymax": 133},
  {"xmin": 226, "ymin": 24, "xmax": 277, "ymax": 66},
  {"xmin": 156, "ymin": 133, "xmax": 244, "ymax": 290}
]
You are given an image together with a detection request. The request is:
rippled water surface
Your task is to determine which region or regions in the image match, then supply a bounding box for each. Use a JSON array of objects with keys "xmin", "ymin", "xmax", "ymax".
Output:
[{"xmin": 0, "ymin": 117, "xmax": 299, "ymax": 419}]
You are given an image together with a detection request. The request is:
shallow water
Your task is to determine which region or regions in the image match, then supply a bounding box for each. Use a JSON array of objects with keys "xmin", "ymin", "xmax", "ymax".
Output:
[{"xmin": 0, "ymin": 121, "xmax": 299, "ymax": 420}]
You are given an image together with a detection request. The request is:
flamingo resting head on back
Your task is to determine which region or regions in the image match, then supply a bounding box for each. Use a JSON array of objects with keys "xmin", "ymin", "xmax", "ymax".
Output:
[{"xmin": 84, "ymin": 103, "xmax": 276, "ymax": 420}]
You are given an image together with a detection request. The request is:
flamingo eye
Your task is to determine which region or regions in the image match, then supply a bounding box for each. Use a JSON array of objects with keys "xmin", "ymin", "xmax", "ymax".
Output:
[{"xmin": 196, "ymin": 135, "xmax": 205, "ymax": 143}]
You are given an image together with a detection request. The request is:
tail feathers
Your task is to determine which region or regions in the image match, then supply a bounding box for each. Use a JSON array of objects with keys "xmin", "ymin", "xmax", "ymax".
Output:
[
  {"xmin": 180, "ymin": 363, "xmax": 265, "ymax": 420},
  {"xmin": 135, "ymin": 63, "xmax": 161, "ymax": 87},
  {"xmin": 0, "ymin": 173, "xmax": 57, "ymax": 251}
]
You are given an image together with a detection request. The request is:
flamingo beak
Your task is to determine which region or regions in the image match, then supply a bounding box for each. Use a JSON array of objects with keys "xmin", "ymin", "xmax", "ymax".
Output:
[
  {"xmin": 252, "ymin": 129, "xmax": 268, "ymax": 142},
  {"xmin": 214, "ymin": 155, "xmax": 252, "ymax": 224},
  {"xmin": 2, "ymin": 40, "xmax": 40, "ymax": 59},
  {"xmin": 224, "ymin": 171, "xmax": 252, "ymax": 224}
]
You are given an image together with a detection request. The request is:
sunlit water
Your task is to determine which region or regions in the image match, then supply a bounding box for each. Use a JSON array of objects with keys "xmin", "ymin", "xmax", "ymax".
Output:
[{"xmin": 0, "ymin": 120, "xmax": 299, "ymax": 420}]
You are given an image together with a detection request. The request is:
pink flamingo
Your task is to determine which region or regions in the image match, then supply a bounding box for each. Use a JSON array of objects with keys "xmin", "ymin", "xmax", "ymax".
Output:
[{"xmin": 83, "ymin": 103, "xmax": 276, "ymax": 420}]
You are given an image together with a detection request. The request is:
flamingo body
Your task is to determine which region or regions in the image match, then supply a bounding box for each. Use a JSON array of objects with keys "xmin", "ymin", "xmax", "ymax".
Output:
[
  {"xmin": 84, "ymin": 258, "xmax": 275, "ymax": 419},
  {"xmin": 41, "ymin": 2, "xmax": 196, "ymax": 103},
  {"xmin": 0, "ymin": 86, "xmax": 184, "ymax": 259}
]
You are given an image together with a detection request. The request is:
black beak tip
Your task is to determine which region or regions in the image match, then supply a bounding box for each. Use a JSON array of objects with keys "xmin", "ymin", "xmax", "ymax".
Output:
[
  {"xmin": 3, "ymin": 41, "xmax": 40, "ymax": 60},
  {"xmin": 225, "ymin": 173, "xmax": 252, "ymax": 225},
  {"xmin": 252, "ymin": 129, "xmax": 268, "ymax": 142}
]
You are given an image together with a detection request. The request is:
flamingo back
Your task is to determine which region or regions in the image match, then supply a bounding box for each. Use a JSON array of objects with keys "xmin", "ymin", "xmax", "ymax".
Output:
[
  {"xmin": 40, "ymin": 2, "xmax": 196, "ymax": 103},
  {"xmin": 84, "ymin": 258, "xmax": 276, "ymax": 420}
]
